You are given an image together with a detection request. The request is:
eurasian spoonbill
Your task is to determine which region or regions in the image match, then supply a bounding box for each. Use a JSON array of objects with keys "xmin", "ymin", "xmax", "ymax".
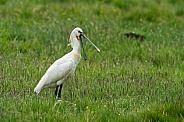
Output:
[{"xmin": 34, "ymin": 27, "xmax": 100, "ymax": 98}]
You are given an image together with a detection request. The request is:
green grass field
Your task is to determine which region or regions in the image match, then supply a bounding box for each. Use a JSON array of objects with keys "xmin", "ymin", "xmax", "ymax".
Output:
[{"xmin": 0, "ymin": 0, "xmax": 184, "ymax": 121}]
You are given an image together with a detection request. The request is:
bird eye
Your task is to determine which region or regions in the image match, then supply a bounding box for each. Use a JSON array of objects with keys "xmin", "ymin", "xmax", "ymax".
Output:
[{"xmin": 78, "ymin": 31, "xmax": 82, "ymax": 33}]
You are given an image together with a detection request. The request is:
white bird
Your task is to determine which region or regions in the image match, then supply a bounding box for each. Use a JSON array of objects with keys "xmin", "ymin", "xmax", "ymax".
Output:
[{"xmin": 34, "ymin": 27, "xmax": 100, "ymax": 98}]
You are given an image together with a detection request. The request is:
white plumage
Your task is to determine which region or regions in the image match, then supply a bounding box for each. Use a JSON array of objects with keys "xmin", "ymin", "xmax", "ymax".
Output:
[{"xmin": 34, "ymin": 27, "xmax": 100, "ymax": 98}]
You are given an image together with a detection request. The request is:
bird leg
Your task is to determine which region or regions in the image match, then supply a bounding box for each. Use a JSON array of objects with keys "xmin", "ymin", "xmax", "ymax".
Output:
[
  {"xmin": 58, "ymin": 84, "xmax": 63, "ymax": 98},
  {"xmin": 55, "ymin": 86, "xmax": 59, "ymax": 96}
]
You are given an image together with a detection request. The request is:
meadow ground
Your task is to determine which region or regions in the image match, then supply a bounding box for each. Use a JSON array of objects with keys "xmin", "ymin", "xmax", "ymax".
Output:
[{"xmin": 0, "ymin": 0, "xmax": 184, "ymax": 121}]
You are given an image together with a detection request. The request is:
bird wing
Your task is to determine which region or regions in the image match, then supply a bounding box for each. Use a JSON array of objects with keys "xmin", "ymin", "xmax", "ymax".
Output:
[
  {"xmin": 44, "ymin": 59, "xmax": 73, "ymax": 86},
  {"xmin": 34, "ymin": 59, "xmax": 73, "ymax": 93}
]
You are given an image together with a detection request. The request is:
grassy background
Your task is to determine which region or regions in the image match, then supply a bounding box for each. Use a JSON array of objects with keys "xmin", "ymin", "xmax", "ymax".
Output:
[{"xmin": 0, "ymin": 0, "xmax": 184, "ymax": 121}]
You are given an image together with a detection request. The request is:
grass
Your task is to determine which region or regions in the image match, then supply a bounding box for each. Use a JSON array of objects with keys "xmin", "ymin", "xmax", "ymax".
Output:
[{"xmin": 0, "ymin": 0, "xmax": 184, "ymax": 121}]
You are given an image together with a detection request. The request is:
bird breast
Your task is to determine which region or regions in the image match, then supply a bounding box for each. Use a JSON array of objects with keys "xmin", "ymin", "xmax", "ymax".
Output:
[{"xmin": 70, "ymin": 53, "xmax": 81, "ymax": 74}]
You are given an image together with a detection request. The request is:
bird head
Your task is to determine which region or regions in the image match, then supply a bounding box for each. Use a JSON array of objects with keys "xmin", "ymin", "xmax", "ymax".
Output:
[
  {"xmin": 69, "ymin": 27, "xmax": 100, "ymax": 60},
  {"xmin": 74, "ymin": 27, "xmax": 83, "ymax": 41},
  {"xmin": 69, "ymin": 27, "xmax": 82, "ymax": 48}
]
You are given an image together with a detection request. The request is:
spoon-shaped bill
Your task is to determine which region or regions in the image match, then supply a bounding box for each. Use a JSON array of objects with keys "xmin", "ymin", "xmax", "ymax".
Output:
[{"xmin": 80, "ymin": 35, "xmax": 87, "ymax": 60}]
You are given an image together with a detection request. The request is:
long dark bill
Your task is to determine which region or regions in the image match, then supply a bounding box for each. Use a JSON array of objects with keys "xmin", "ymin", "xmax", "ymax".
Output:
[{"xmin": 80, "ymin": 34, "xmax": 87, "ymax": 60}]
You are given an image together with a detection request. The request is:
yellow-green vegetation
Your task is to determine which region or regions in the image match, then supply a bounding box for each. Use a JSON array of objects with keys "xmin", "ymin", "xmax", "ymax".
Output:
[{"xmin": 0, "ymin": 0, "xmax": 184, "ymax": 121}]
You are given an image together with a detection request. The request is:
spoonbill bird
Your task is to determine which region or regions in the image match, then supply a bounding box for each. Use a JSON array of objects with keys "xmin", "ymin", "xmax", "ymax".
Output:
[{"xmin": 34, "ymin": 27, "xmax": 100, "ymax": 98}]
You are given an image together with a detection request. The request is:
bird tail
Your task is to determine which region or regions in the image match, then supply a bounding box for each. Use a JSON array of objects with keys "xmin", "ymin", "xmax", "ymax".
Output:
[{"xmin": 34, "ymin": 75, "xmax": 48, "ymax": 94}]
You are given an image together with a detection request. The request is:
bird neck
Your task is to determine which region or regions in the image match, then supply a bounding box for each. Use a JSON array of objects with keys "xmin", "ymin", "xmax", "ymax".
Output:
[{"xmin": 72, "ymin": 38, "xmax": 81, "ymax": 54}]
